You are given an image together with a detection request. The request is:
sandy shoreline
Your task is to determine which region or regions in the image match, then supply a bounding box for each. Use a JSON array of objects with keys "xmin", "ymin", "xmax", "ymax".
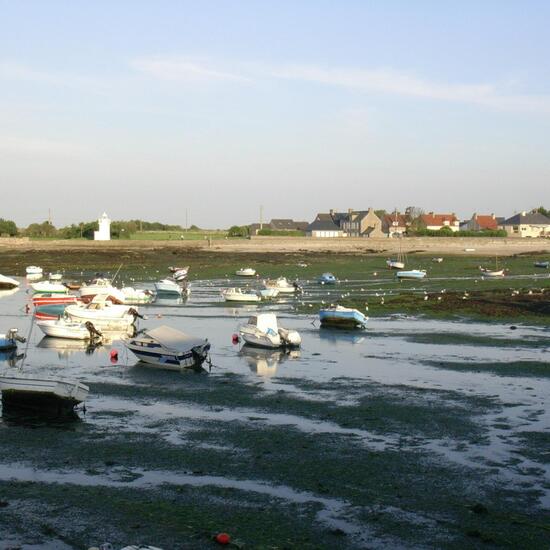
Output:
[{"xmin": 1, "ymin": 236, "xmax": 549, "ymax": 256}]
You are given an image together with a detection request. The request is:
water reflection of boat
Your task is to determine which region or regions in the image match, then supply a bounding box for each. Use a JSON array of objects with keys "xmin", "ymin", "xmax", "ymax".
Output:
[
  {"xmin": 240, "ymin": 344, "xmax": 300, "ymax": 377},
  {"xmin": 0, "ymin": 349, "xmax": 23, "ymax": 367},
  {"xmin": 36, "ymin": 336, "xmax": 109, "ymax": 358},
  {"xmin": 153, "ymin": 296, "xmax": 186, "ymax": 307},
  {"xmin": 318, "ymin": 327, "xmax": 366, "ymax": 345},
  {"xmin": 0, "ymin": 287, "xmax": 19, "ymax": 300}
]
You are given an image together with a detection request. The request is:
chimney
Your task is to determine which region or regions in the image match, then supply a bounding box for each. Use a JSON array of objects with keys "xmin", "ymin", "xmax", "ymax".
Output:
[
  {"xmin": 491, "ymin": 213, "xmax": 495, "ymax": 219},
  {"xmin": 329, "ymin": 209, "xmax": 334, "ymax": 216},
  {"xmin": 348, "ymin": 208, "xmax": 353, "ymax": 215}
]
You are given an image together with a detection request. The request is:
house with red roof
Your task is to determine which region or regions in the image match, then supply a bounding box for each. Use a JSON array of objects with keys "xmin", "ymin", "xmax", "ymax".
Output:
[
  {"xmin": 381, "ymin": 212, "xmax": 409, "ymax": 237},
  {"xmin": 461, "ymin": 213, "xmax": 502, "ymax": 232},
  {"xmin": 420, "ymin": 212, "xmax": 460, "ymax": 232}
]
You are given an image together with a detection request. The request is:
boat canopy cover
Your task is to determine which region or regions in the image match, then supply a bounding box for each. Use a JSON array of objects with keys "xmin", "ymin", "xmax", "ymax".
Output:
[
  {"xmin": 250, "ymin": 314, "xmax": 278, "ymax": 333},
  {"xmin": 146, "ymin": 325, "xmax": 207, "ymax": 352}
]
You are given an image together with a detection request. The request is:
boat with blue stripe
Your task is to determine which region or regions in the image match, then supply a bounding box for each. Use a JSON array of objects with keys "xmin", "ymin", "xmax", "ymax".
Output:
[
  {"xmin": 125, "ymin": 325, "xmax": 210, "ymax": 371},
  {"xmin": 396, "ymin": 270, "xmax": 427, "ymax": 280},
  {"xmin": 319, "ymin": 306, "xmax": 368, "ymax": 329}
]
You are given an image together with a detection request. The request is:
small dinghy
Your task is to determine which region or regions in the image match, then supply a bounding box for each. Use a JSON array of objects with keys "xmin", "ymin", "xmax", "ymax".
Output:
[
  {"xmin": 0, "ymin": 329, "xmax": 26, "ymax": 350},
  {"xmin": 221, "ymin": 288, "xmax": 261, "ymax": 302},
  {"xmin": 432, "ymin": 257, "xmax": 444, "ymax": 263},
  {"xmin": 31, "ymin": 280, "xmax": 68, "ymax": 294},
  {"xmin": 125, "ymin": 325, "xmax": 211, "ymax": 371},
  {"xmin": 154, "ymin": 278, "xmax": 185, "ymax": 296},
  {"xmin": 0, "ymin": 274, "xmax": 20, "ymax": 290},
  {"xmin": 236, "ymin": 267, "xmax": 256, "ymax": 277},
  {"xmin": 26, "ymin": 266, "xmax": 43, "ymax": 275},
  {"xmin": 37, "ymin": 318, "xmax": 103, "ymax": 340},
  {"xmin": 318, "ymin": 272, "xmax": 337, "ymax": 284},
  {"xmin": 172, "ymin": 266, "xmax": 190, "ymax": 282},
  {"xmin": 239, "ymin": 313, "xmax": 301, "ymax": 348},
  {"xmin": 396, "ymin": 270, "xmax": 427, "ymax": 280},
  {"xmin": 49, "ymin": 272, "xmax": 63, "ymax": 281},
  {"xmin": 262, "ymin": 277, "xmax": 301, "ymax": 294},
  {"xmin": 386, "ymin": 259, "xmax": 405, "ymax": 270},
  {"xmin": 319, "ymin": 306, "xmax": 368, "ymax": 329},
  {"xmin": 121, "ymin": 287, "xmax": 154, "ymax": 304},
  {"xmin": 534, "ymin": 261, "xmax": 549, "ymax": 269},
  {"xmin": 258, "ymin": 287, "xmax": 279, "ymax": 299},
  {"xmin": 482, "ymin": 269, "xmax": 505, "ymax": 278},
  {"xmin": 168, "ymin": 265, "xmax": 189, "ymax": 275}
]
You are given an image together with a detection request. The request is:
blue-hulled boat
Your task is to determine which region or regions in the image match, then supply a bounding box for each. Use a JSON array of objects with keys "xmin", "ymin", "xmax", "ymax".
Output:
[
  {"xmin": 318, "ymin": 272, "xmax": 337, "ymax": 284},
  {"xmin": 534, "ymin": 261, "xmax": 549, "ymax": 269},
  {"xmin": 396, "ymin": 270, "xmax": 427, "ymax": 280},
  {"xmin": 0, "ymin": 329, "xmax": 26, "ymax": 351},
  {"xmin": 319, "ymin": 306, "xmax": 368, "ymax": 329}
]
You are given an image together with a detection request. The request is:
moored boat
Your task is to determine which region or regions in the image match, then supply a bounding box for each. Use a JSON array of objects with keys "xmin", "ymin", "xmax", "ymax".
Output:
[
  {"xmin": 482, "ymin": 269, "xmax": 505, "ymax": 278},
  {"xmin": 65, "ymin": 295, "xmax": 139, "ymax": 329},
  {"xmin": 236, "ymin": 267, "xmax": 256, "ymax": 277},
  {"xmin": 32, "ymin": 293, "xmax": 79, "ymax": 307},
  {"xmin": 258, "ymin": 288, "xmax": 279, "ymax": 299},
  {"xmin": 396, "ymin": 270, "xmax": 427, "ymax": 280},
  {"xmin": 30, "ymin": 281, "xmax": 68, "ymax": 294},
  {"xmin": 121, "ymin": 287, "xmax": 154, "ymax": 304},
  {"xmin": 0, "ymin": 329, "xmax": 26, "ymax": 350},
  {"xmin": 386, "ymin": 260, "xmax": 405, "ymax": 270},
  {"xmin": 26, "ymin": 266, "xmax": 43, "ymax": 275},
  {"xmin": 221, "ymin": 287, "xmax": 262, "ymax": 302},
  {"xmin": 0, "ymin": 274, "xmax": 20, "ymax": 290},
  {"xmin": 319, "ymin": 306, "xmax": 368, "ymax": 329},
  {"xmin": 154, "ymin": 279, "xmax": 185, "ymax": 296},
  {"xmin": 37, "ymin": 318, "xmax": 104, "ymax": 340},
  {"xmin": 49, "ymin": 273, "xmax": 63, "ymax": 281},
  {"xmin": 0, "ymin": 373, "xmax": 89, "ymax": 414},
  {"xmin": 262, "ymin": 277, "xmax": 301, "ymax": 294},
  {"xmin": 125, "ymin": 325, "xmax": 210, "ymax": 371},
  {"xmin": 80, "ymin": 278, "xmax": 125, "ymax": 304},
  {"xmin": 534, "ymin": 261, "xmax": 549, "ymax": 268},
  {"xmin": 239, "ymin": 313, "xmax": 301, "ymax": 348},
  {"xmin": 318, "ymin": 272, "xmax": 337, "ymax": 284}
]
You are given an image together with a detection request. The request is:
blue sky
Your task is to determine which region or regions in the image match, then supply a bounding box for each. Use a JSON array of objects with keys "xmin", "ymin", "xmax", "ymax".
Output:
[{"xmin": 1, "ymin": 1, "xmax": 548, "ymax": 227}]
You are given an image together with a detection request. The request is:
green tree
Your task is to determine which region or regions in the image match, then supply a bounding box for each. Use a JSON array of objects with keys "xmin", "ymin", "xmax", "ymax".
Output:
[
  {"xmin": 0, "ymin": 218, "xmax": 18, "ymax": 236},
  {"xmin": 228, "ymin": 225, "xmax": 249, "ymax": 237}
]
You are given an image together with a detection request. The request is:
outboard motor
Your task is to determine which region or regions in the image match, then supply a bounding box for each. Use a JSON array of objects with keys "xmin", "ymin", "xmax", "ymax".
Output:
[
  {"xmin": 85, "ymin": 321, "xmax": 102, "ymax": 340},
  {"xmin": 7, "ymin": 328, "xmax": 26, "ymax": 344}
]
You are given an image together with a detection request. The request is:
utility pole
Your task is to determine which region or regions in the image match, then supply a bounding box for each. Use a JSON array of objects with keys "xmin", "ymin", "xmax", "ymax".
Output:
[
  {"xmin": 48, "ymin": 208, "xmax": 52, "ymax": 225},
  {"xmin": 185, "ymin": 209, "xmax": 188, "ymax": 231},
  {"xmin": 260, "ymin": 205, "xmax": 263, "ymax": 230}
]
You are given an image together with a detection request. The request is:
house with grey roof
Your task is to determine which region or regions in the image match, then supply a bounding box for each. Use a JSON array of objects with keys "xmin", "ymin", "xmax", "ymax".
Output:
[
  {"xmin": 249, "ymin": 218, "xmax": 309, "ymax": 235},
  {"xmin": 306, "ymin": 208, "xmax": 383, "ymax": 238},
  {"xmin": 306, "ymin": 213, "xmax": 344, "ymax": 238},
  {"xmin": 501, "ymin": 210, "xmax": 550, "ymax": 238}
]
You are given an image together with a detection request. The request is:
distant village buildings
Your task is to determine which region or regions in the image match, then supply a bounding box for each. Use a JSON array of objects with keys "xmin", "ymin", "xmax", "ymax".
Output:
[
  {"xmin": 94, "ymin": 212, "xmax": 111, "ymax": 241},
  {"xmin": 249, "ymin": 218, "xmax": 309, "ymax": 235},
  {"xmin": 301, "ymin": 207, "xmax": 550, "ymax": 238}
]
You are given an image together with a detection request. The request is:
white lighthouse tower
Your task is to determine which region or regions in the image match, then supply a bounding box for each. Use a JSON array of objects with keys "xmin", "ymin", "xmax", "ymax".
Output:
[{"xmin": 94, "ymin": 212, "xmax": 111, "ymax": 241}]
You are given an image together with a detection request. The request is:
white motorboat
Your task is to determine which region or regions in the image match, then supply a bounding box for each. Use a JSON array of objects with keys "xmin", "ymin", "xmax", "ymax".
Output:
[
  {"xmin": 0, "ymin": 274, "xmax": 20, "ymax": 290},
  {"xmin": 37, "ymin": 318, "xmax": 104, "ymax": 340},
  {"xmin": 26, "ymin": 266, "xmax": 43, "ymax": 275},
  {"xmin": 239, "ymin": 313, "xmax": 301, "ymax": 348},
  {"xmin": 30, "ymin": 280, "xmax": 68, "ymax": 294},
  {"xmin": 154, "ymin": 278, "xmax": 184, "ymax": 296},
  {"xmin": 121, "ymin": 287, "xmax": 154, "ymax": 304},
  {"xmin": 396, "ymin": 270, "xmax": 427, "ymax": 280},
  {"xmin": 386, "ymin": 260, "xmax": 405, "ymax": 270},
  {"xmin": 125, "ymin": 325, "xmax": 211, "ymax": 371},
  {"xmin": 221, "ymin": 288, "xmax": 262, "ymax": 302},
  {"xmin": 262, "ymin": 277, "xmax": 300, "ymax": 294},
  {"xmin": 236, "ymin": 267, "xmax": 256, "ymax": 277},
  {"xmin": 65, "ymin": 295, "xmax": 139, "ymax": 329},
  {"xmin": 432, "ymin": 257, "xmax": 444, "ymax": 263},
  {"xmin": 80, "ymin": 278, "xmax": 125, "ymax": 304},
  {"xmin": 482, "ymin": 269, "xmax": 505, "ymax": 278},
  {"xmin": 173, "ymin": 268, "xmax": 189, "ymax": 282},
  {"xmin": 49, "ymin": 273, "xmax": 63, "ymax": 281},
  {"xmin": 0, "ymin": 372, "xmax": 89, "ymax": 414},
  {"xmin": 258, "ymin": 288, "xmax": 279, "ymax": 299},
  {"xmin": 319, "ymin": 306, "xmax": 369, "ymax": 329}
]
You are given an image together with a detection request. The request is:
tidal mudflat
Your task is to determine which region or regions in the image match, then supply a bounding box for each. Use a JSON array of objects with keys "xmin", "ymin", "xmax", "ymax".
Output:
[{"xmin": 0, "ymin": 269, "xmax": 548, "ymax": 549}]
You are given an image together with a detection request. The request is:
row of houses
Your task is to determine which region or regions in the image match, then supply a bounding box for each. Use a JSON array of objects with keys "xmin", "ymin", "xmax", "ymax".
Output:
[{"xmin": 305, "ymin": 209, "xmax": 550, "ymax": 238}]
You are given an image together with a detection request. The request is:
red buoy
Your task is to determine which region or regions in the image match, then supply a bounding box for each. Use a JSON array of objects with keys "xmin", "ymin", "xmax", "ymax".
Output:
[
  {"xmin": 110, "ymin": 349, "xmax": 118, "ymax": 363},
  {"xmin": 215, "ymin": 533, "xmax": 231, "ymax": 545},
  {"xmin": 232, "ymin": 334, "xmax": 240, "ymax": 344}
]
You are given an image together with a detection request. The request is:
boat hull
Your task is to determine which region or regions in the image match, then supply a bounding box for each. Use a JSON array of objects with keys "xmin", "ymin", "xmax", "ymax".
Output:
[
  {"xmin": 319, "ymin": 308, "xmax": 368, "ymax": 329},
  {"xmin": 125, "ymin": 342, "xmax": 210, "ymax": 371},
  {"xmin": 396, "ymin": 270, "xmax": 427, "ymax": 280}
]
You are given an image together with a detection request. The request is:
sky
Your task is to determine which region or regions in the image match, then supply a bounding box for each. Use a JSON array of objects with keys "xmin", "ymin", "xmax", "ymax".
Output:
[{"xmin": 0, "ymin": 0, "xmax": 549, "ymax": 228}]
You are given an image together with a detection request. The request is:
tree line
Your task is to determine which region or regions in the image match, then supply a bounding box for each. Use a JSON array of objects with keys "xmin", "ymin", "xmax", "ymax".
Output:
[{"xmin": 0, "ymin": 219, "xmax": 188, "ymax": 239}]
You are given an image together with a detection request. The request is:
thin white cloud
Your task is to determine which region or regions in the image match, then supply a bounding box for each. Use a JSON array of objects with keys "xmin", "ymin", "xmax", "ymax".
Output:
[
  {"xmin": 269, "ymin": 64, "xmax": 550, "ymax": 114},
  {"xmin": 0, "ymin": 136, "xmax": 92, "ymax": 157},
  {"xmin": 131, "ymin": 56, "xmax": 250, "ymax": 84}
]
